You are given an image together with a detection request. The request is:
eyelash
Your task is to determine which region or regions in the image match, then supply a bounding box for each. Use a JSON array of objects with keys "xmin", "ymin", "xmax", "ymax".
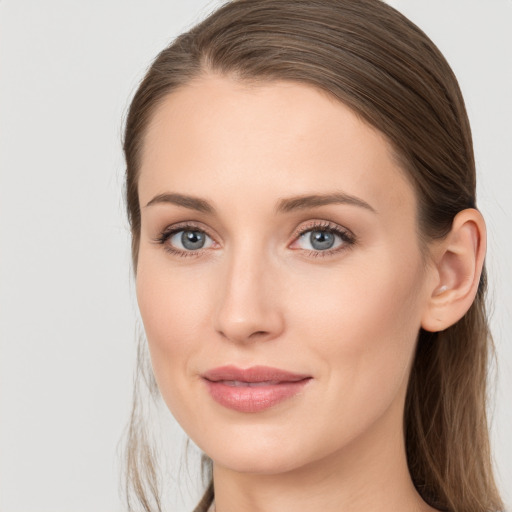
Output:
[
  {"xmin": 152, "ymin": 220, "xmax": 356, "ymax": 259},
  {"xmin": 153, "ymin": 221, "xmax": 216, "ymax": 258},
  {"xmin": 293, "ymin": 220, "xmax": 356, "ymax": 258}
]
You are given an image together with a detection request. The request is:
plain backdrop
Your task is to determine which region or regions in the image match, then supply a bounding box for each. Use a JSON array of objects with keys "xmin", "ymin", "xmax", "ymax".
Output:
[{"xmin": 0, "ymin": 1, "xmax": 510, "ymax": 511}]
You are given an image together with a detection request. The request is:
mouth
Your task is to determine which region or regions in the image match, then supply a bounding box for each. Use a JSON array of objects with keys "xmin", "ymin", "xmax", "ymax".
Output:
[
  {"xmin": 201, "ymin": 365, "xmax": 312, "ymax": 413},
  {"xmin": 218, "ymin": 380, "xmax": 292, "ymax": 387}
]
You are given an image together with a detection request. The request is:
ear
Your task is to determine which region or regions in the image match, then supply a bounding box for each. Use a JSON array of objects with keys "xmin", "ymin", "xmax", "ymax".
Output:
[{"xmin": 421, "ymin": 208, "xmax": 486, "ymax": 333}]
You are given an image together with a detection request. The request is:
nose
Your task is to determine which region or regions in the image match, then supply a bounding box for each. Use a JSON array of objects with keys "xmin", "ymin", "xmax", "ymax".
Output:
[{"xmin": 213, "ymin": 246, "xmax": 285, "ymax": 344}]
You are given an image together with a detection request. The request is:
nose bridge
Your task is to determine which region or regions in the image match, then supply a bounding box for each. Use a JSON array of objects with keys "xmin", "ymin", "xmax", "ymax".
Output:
[{"xmin": 213, "ymin": 239, "xmax": 284, "ymax": 344}]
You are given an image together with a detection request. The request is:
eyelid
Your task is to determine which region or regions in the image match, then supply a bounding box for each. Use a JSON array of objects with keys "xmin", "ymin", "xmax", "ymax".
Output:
[
  {"xmin": 289, "ymin": 220, "xmax": 356, "ymax": 257},
  {"xmin": 290, "ymin": 219, "xmax": 354, "ymax": 240},
  {"xmin": 158, "ymin": 220, "xmax": 216, "ymax": 240},
  {"xmin": 152, "ymin": 221, "xmax": 219, "ymax": 257}
]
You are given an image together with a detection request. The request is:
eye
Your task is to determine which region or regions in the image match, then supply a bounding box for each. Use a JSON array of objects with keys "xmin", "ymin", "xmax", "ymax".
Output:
[
  {"xmin": 153, "ymin": 223, "xmax": 216, "ymax": 256},
  {"xmin": 296, "ymin": 229, "xmax": 345, "ymax": 252},
  {"xmin": 169, "ymin": 229, "xmax": 214, "ymax": 251},
  {"xmin": 290, "ymin": 221, "xmax": 355, "ymax": 256}
]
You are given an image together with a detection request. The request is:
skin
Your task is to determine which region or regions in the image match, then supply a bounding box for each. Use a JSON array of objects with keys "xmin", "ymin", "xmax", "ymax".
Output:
[{"xmin": 135, "ymin": 75, "xmax": 485, "ymax": 512}]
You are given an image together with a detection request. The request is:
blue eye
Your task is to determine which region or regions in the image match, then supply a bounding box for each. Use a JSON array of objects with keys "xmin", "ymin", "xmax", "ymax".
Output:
[
  {"xmin": 292, "ymin": 222, "xmax": 355, "ymax": 255},
  {"xmin": 154, "ymin": 221, "xmax": 355, "ymax": 258},
  {"xmin": 296, "ymin": 229, "xmax": 344, "ymax": 251},
  {"xmin": 305, "ymin": 230, "xmax": 337, "ymax": 250},
  {"xmin": 168, "ymin": 229, "xmax": 214, "ymax": 251},
  {"xmin": 154, "ymin": 224, "xmax": 216, "ymax": 256}
]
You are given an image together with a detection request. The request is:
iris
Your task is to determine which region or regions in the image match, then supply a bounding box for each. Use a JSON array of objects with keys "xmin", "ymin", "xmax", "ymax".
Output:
[{"xmin": 309, "ymin": 230, "xmax": 335, "ymax": 250}]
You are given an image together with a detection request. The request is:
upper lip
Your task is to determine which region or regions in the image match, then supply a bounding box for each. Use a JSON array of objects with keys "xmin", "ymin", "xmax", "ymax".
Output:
[{"xmin": 202, "ymin": 365, "xmax": 311, "ymax": 383}]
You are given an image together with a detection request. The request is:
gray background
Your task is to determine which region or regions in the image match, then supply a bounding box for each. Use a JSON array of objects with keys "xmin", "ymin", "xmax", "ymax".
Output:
[{"xmin": 0, "ymin": 1, "xmax": 510, "ymax": 511}]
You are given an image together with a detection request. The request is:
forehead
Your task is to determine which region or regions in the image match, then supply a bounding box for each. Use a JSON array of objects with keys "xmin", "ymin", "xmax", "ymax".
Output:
[{"xmin": 138, "ymin": 74, "xmax": 416, "ymax": 221}]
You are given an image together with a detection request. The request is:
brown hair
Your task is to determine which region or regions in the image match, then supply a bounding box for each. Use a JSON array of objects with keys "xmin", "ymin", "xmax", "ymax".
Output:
[{"xmin": 122, "ymin": 1, "xmax": 504, "ymax": 511}]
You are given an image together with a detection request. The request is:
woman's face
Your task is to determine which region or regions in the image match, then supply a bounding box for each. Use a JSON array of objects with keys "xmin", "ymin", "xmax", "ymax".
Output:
[{"xmin": 136, "ymin": 75, "xmax": 436, "ymax": 474}]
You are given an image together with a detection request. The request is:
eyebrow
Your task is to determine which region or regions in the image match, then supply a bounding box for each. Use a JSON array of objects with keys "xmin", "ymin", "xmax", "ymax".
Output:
[
  {"xmin": 145, "ymin": 191, "xmax": 377, "ymax": 214},
  {"xmin": 275, "ymin": 192, "xmax": 376, "ymax": 214},
  {"xmin": 145, "ymin": 193, "xmax": 214, "ymax": 213}
]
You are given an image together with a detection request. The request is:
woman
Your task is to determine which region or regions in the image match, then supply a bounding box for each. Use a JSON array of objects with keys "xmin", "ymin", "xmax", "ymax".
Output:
[{"xmin": 122, "ymin": 1, "xmax": 505, "ymax": 511}]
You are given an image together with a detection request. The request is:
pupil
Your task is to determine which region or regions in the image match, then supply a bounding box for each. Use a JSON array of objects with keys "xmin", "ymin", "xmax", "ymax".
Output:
[
  {"xmin": 181, "ymin": 231, "xmax": 205, "ymax": 250},
  {"xmin": 310, "ymin": 230, "xmax": 334, "ymax": 250}
]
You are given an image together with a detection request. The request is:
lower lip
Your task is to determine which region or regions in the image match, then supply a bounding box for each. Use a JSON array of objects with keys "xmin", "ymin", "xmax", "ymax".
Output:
[{"xmin": 204, "ymin": 379, "xmax": 311, "ymax": 413}]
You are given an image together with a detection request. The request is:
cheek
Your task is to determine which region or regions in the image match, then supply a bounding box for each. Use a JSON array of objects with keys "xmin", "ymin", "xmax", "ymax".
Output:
[
  {"xmin": 135, "ymin": 255, "xmax": 211, "ymax": 405},
  {"xmin": 290, "ymin": 251, "xmax": 423, "ymax": 341},
  {"xmin": 286, "ymin": 249, "xmax": 425, "ymax": 428}
]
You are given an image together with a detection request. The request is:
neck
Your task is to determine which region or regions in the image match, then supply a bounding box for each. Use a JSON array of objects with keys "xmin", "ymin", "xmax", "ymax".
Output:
[{"xmin": 211, "ymin": 391, "xmax": 436, "ymax": 512}]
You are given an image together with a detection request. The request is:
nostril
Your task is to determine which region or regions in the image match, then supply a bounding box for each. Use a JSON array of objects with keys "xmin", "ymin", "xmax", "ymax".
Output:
[{"xmin": 249, "ymin": 331, "xmax": 270, "ymax": 339}]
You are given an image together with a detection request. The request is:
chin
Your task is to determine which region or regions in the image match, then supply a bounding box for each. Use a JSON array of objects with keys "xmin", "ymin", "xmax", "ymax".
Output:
[
  {"xmin": 193, "ymin": 423, "xmax": 324, "ymax": 476},
  {"xmin": 210, "ymin": 448, "xmax": 307, "ymax": 475}
]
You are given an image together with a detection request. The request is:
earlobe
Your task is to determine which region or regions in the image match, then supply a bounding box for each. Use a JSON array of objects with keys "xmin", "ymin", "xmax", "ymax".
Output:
[{"xmin": 421, "ymin": 209, "xmax": 486, "ymax": 333}]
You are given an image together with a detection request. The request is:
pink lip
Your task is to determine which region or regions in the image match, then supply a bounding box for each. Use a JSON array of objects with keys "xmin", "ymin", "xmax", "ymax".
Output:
[{"xmin": 201, "ymin": 365, "xmax": 312, "ymax": 413}]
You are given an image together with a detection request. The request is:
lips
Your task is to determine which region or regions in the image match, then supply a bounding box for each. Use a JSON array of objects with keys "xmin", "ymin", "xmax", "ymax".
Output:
[{"xmin": 201, "ymin": 365, "xmax": 312, "ymax": 413}]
